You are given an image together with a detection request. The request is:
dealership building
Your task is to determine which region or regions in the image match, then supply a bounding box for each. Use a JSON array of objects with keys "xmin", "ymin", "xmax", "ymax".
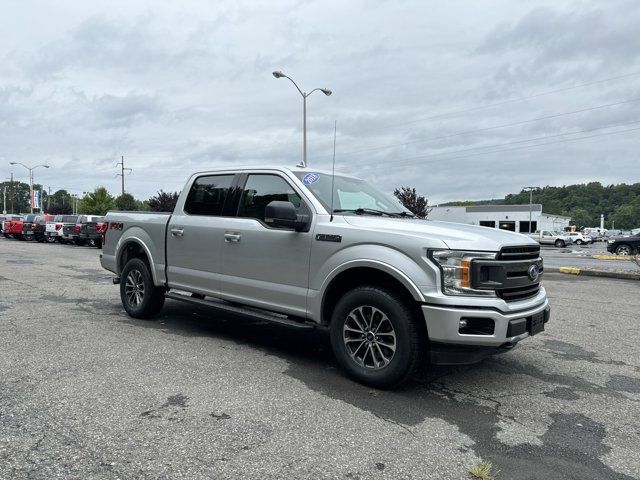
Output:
[{"xmin": 429, "ymin": 204, "xmax": 571, "ymax": 233}]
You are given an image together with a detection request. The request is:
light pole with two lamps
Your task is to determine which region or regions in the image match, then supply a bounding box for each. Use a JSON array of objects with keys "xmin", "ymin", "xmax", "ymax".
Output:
[
  {"xmin": 9, "ymin": 162, "xmax": 50, "ymax": 214},
  {"xmin": 272, "ymin": 71, "xmax": 332, "ymax": 168}
]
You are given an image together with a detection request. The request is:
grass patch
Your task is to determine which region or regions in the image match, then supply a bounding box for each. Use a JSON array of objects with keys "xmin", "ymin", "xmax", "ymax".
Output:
[{"xmin": 468, "ymin": 461, "xmax": 498, "ymax": 480}]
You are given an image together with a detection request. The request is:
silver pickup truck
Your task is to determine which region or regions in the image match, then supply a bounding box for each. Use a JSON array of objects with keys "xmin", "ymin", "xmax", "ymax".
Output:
[{"xmin": 100, "ymin": 166, "xmax": 550, "ymax": 388}]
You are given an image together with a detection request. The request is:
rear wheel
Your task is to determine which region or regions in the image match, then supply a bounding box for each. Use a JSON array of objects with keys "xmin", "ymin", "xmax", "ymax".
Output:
[
  {"xmin": 554, "ymin": 239, "xmax": 565, "ymax": 248},
  {"xmin": 120, "ymin": 258, "xmax": 165, "ymax": 319},
  {"xmin": 45, "ymin": 235, "xmax": 56, "ymax": 243},
  {"xmin": 329, "ymin": 286, "xmax": 422, "ymax": 389}
]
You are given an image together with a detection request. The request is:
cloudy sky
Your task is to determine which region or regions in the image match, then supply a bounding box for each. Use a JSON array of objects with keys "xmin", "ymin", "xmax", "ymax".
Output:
[{"xmin": 1, "ymin": 0, "xmax": 639, "ymax": 204}]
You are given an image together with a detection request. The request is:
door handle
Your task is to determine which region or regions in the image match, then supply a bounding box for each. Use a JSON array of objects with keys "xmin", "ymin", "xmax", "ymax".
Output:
[
  {"xmin": 170, "ymin": 228, "xmax": 184, "ymax": 237},
  {"xmin": 224, "ymin": 232, "xmax": 241, "ymax": 243}
]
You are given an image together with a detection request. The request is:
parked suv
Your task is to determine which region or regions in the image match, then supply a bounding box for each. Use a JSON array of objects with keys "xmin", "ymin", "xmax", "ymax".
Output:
[
  {"xmin": 100, "ymin": 166, "xmax": 550, "ymax": 388},
  {"xmin": 565, "ymin": 231, "xmax": 591, "ymax": 245},
  {"xmin": 606, "ymin": 233, "xmax": 640, "ymax": 256}
]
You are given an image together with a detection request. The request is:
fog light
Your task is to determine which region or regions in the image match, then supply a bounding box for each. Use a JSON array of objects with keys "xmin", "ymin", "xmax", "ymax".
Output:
[{"xmin": 459, "ymin": 319, "xmax": 468, "ymax": 329}]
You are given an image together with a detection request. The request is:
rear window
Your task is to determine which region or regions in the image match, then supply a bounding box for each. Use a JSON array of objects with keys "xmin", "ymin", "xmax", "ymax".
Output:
[{"xmin": 184, "ymin": 174, "xmax": 234, "ymax": 216}]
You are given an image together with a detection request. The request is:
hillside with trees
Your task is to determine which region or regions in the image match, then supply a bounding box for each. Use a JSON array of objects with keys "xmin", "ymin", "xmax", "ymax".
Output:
[{"xmin": 445, "ymin": 182, "xmax": 640, "ymax": 229}]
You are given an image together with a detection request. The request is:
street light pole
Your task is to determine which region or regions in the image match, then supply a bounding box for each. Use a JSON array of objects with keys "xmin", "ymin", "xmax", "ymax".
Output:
[
  {"xmin": 523, "ymin": 186, "xmax": 537, "ymax": 233},
  {"xmin": 9, "ymin": 162, "xmax": 50, "ymax": 214},
  {"xmin": 272, "ymin": 71, "xmax": 332, "ymax": 168}
]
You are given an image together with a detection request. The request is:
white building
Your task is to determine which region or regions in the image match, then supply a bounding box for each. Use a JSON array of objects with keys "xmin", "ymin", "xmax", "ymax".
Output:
[{"xmin": 429, "ymin": 204, "xmax": 571, "ymax": 233}]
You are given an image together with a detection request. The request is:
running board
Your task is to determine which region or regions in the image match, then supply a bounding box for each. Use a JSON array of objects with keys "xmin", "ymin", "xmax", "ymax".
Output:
[{"xmin": 165, "ymin": 292, "xmax": 316, "ymax": 330}]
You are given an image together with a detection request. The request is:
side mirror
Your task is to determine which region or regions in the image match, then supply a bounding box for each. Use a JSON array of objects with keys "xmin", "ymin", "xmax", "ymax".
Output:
[{"xmin": 265, "ymin": 201, "xmax": 310, "ymax": 232}]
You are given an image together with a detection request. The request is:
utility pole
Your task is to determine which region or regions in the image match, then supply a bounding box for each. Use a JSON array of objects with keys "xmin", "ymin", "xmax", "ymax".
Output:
[
  {"xmin": 2, "ymin": 186, "xmax": 6, "ymax": 214},
  {"xmin": 116, "ymin": 156, "xmax": 132, "ymax": 196}
]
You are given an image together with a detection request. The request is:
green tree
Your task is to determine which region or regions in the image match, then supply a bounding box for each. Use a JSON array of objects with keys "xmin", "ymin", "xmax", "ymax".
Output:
[
  {"xmin": 114, "ymin": 193, "xmax": 137, "ymax": 211},
  {"xmin": 611, "ymin": 203, "xmax": 640, "ymax": 230},
  {"xmin": 80, "ymin": 187, "xmax": 115, "ymax": 215}
]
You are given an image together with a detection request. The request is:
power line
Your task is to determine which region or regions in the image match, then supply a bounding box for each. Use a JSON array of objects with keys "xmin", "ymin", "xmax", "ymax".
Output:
[
  {"xmin": 335, "ymin": 97, "xmax": 640, "ymax": 158},
  {"xmin": 381, "ymin": 70, "xmax": 640, "ymax": 129},
  {"xmin": 371, "ymin": 122, "xmax": 640, "ymax": 170}
]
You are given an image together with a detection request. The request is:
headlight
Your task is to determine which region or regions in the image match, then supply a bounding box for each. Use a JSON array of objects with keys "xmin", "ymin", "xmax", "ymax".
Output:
[{"xmin": 430, "ymin": 250, "xmax": 497, "ymax": 296}]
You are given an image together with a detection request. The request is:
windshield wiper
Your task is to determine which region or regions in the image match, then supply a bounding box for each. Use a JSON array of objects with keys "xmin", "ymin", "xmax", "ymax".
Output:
[{"xmin": 333, "ymin": 208, "xmax": 414, "ymax": 218}]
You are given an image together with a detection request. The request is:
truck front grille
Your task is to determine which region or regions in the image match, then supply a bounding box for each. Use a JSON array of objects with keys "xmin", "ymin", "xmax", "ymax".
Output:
[
  {"xmin": 498, "ymin": 245, "xmax": 540, "ymax": 261},
  {"xmin": 497, "ymin": 284, "xmax": 541, "ymax": 302}
]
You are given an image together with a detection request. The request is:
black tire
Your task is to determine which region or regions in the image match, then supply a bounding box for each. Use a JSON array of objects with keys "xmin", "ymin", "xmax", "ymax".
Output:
[
  {"xmin": 74, "ymin": 240, "xmax": 87, "ymax": 247},
  {"xmin": 329, "ymin": 286, "xmax": 422, "ymax": 389},
  {"xmin": 95, "ymin": 238, "xmax": 102, "ymax": 249},
  {"xmin": 554, "ymin": 239, "xmax": 565, "ymax": 248},
  {"xmin": 120, "ymin": 258, "xmax": 165, "ymax": 319},
  {"xmin": 45, "ymin": 236, "xmax": 56, "ymax": 243},
  {"xmin": 615, "ymin": 244, "xmax": 633, "ymax": 256},
  {"xmin": 575, "ymin": 240, "xmax": 583, "ymax": 245}
]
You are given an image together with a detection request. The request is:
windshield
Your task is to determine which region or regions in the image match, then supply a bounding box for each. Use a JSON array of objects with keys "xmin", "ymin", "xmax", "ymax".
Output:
[{"xmin": 293, "ymin": 172, "xmax": 411, "ymax": 215}]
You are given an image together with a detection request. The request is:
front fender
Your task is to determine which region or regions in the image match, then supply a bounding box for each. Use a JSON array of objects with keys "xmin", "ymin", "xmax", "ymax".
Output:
[{"xmin": 307, "ymin": 244, "xmax": 437, "ymax": 321}]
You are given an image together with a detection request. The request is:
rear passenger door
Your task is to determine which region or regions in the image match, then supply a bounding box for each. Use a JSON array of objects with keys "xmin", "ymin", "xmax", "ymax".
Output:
[
  {"xmin": 216, "ymin": 172, "xmax": 314, "ymax": 317},
  {"xmin": 166, "ymin": 174, "xmax": 237, "ymax": 295}
]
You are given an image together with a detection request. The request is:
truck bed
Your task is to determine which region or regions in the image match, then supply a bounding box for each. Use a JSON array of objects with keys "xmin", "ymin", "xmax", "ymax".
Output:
[{"xmin": 100, "ymin": 211, "xmax": 172, "ymax": 285}]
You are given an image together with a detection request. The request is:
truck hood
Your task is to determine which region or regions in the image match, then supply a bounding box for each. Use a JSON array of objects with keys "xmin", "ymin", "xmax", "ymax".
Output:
[{"xmin": 342, "ymin": 217, "xmax": 538, "ymax": 251}]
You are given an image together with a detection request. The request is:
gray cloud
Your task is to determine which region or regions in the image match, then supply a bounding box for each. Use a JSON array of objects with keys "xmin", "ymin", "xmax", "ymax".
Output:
[{"xmin": 0, "ymin": 0, "xmax": 639, "ymax": 204}]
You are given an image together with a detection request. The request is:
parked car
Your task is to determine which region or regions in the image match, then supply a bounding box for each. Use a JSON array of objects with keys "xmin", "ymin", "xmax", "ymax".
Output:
[
  {"xmin": 565, "ymin": 231, "xmax": 591, "ymax": 246},
  {"xmin": 527, "ymin": 230, "xmax": 574, "ymax": 248},
  {"xmin": 606, "ymin": 232, "xmax": 640, "ymax": 256},
  {"xmin": 45, "ymin": 215, "xmax": 79, "ymax": 243},
  {"xmin": 63, "ymin": 215, "xmax": 104, "ymax": 246},
  {"xmin": 100, "ymin": 166, "xmax": 550, "ymax": 388},
  {"xmin": 21, "ymin": 214, "xmax": 43, "ymax": 241}
]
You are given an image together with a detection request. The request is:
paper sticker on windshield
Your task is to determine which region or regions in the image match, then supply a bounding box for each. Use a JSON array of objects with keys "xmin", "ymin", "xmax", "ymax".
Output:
[{"xmin": 303, "ymin": 173, "xmax": 320, "ymax": 185}]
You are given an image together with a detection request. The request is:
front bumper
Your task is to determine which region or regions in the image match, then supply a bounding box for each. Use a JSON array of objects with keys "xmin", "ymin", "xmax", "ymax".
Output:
[
  {"xmin": 421, "ymin": 296, "xmax": 550, "ymax": 350},
  {"xmin": 606, "ymin": 243, "xmax": 615, "ymax": 253}
]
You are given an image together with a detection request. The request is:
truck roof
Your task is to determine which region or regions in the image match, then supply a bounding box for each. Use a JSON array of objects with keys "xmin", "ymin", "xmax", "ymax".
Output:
[{"xmin": 190, "ymin": 165, "xmax": 361, "ymax": 180}]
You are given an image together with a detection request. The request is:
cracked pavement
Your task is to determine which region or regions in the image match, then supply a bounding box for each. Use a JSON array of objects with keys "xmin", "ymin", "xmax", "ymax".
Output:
[{"xmin": 0, "ymin": 239, "xmax": 639, "ymax": 479}]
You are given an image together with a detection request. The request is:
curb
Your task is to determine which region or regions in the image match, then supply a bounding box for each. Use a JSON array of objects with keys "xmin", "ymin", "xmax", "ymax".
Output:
[
  {"xmin": 547, "ymin": 266, "xmax": 640, "ymax": 281},
  {"xmin": 591, "ymin": 254, "xmax": 633, "ymax": 261}
]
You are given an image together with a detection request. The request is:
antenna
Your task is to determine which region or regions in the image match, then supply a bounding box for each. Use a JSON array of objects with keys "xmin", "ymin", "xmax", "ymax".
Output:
[{"xmin": 330, "ymin": 120, "xmax": 337, "ymax": 222}]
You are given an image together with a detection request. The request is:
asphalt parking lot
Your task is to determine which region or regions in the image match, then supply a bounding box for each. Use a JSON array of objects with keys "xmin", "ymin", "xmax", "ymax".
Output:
[
  {"xmin": 1, "ymin": 239, "xmax": 639, "ymax": 480},
  {"xmin": 540, "ymin": 242, "xmax": 638, "ymax": 271}
]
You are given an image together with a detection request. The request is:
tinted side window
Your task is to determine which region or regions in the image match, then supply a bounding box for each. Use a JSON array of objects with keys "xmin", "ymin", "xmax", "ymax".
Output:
[
  {"xmin": 184, "ymin": 175, "xmax": 234, "ymax": 216},
  {"xmin": 238, "ymin": 174, "xmax": 302, "ymax": 221}
]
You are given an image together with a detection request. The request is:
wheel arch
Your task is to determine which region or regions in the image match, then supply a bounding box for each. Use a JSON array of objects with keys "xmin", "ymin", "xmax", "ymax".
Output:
[
  {"xmin": 117, "ymin": 238, "xmax": 157, "ymax": 284},
  {"xmin": 320, "ymin": 263, "xmax": 425, "ymax": 327}
]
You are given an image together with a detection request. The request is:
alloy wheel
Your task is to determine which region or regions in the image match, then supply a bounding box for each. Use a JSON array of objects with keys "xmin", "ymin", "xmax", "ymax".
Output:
[
  {"xmin": 343, "ymin": 306, "xmax": 396, "ymax": 370},
  {"xmin": 125, "ymin": 269, "xmax": 145, "ymax": 306}
]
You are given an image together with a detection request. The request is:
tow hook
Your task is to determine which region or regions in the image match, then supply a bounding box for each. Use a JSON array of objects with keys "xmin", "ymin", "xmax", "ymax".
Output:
[{"xmin": 112, "ymin": 276, "xmax": 121, "ymax": 285}]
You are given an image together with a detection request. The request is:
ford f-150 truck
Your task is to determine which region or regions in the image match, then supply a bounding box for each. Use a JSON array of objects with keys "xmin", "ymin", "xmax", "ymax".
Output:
[{"xmin": 100, "ymin": 166, "xmax": 549, "ymax": 388}]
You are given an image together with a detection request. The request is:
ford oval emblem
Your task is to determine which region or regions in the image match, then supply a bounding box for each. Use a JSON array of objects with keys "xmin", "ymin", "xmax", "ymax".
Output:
[{"xmin": 527, "ymin": 264, "xmax": 540, "ymax": 281}]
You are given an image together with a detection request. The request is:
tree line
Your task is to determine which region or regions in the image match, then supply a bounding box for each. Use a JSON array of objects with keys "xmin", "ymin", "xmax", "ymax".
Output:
[
  {"xmin": 1, "ymin": 181, "xmax": 180, "ymax": 216},
  {"xmin": 446, "ymin": 182, "xmax": 640, "ymax": 230}
]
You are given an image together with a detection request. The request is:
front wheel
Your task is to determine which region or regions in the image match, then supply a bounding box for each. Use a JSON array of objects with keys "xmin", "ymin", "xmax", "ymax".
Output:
[
  {"xmin": 616, "ymin": 244, "xmax": 632, "ymax": 256},
  {"xmin": 329, "ymin": 286, "xmax": 422, "ymax": 389},
  {"xmin": 120, "ymin": 258, "xmax": 165, "ymax": 319},
  {"xmin": 554, "ymin": 239, "xmax": 565, "ymax": 248}
]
